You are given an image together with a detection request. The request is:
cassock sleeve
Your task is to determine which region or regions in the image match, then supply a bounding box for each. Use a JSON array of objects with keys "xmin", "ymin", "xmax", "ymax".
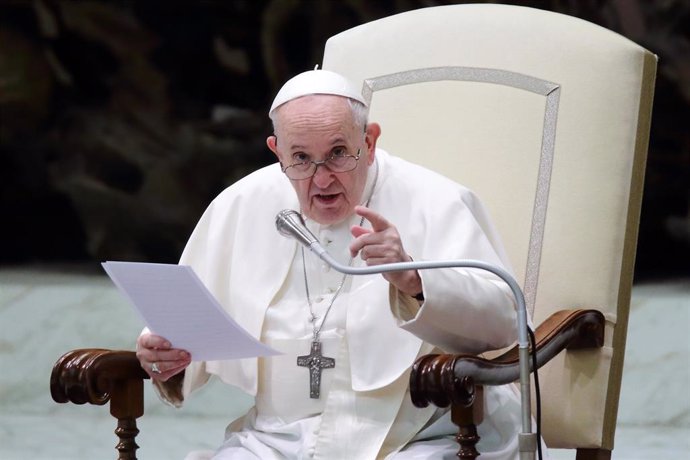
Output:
[
  {"xmin": 393, "ymin": 269, "xmax": 517, "ymax": 354},
  {"xmin": 387, "ymin": 178, "xmax": 519, "ymax": 354}
]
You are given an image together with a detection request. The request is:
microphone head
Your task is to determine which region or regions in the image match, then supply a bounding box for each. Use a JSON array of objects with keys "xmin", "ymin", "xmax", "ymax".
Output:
[
  {"xmin": 275, "ymin": 209, "xmax": 302, "ymax": 237},
  {"xmin": 275, "ymin": 209, "xmax": 319, "ymax": 247}
]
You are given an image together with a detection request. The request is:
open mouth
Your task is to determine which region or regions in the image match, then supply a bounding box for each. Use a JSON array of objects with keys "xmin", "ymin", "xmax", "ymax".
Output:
[{"xmin": 315, "ymin": 193, "xmax": 340, "ymax": 204}]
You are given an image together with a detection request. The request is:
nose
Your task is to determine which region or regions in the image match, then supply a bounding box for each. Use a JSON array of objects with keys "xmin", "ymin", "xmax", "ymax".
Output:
[{"xmin": 312, "ymin": 163, "xmax": 335, "ymax": 188}]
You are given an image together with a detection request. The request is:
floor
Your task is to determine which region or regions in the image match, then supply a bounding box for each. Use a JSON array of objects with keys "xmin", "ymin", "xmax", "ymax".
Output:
[{"xmin": 0, "ymin": 267, "xmax": 688, "ymax": 459}]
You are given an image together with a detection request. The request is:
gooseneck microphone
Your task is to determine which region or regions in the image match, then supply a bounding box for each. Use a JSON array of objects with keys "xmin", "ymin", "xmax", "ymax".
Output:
[
  {"xmin": 275, "ymin": 209, "xmax": 538, "ymax": 460},
  {"xmin": 275, "ymin": 209, "xmax": 334, "ymax": 262},
  {"xmin": 275, "ymin": 210, "xmax": 323, "ymax": 250}
]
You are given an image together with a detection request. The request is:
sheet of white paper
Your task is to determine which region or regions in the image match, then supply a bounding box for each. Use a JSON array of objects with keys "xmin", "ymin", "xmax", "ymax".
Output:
[{"xmin": 102, "ymin": 261, "xmax": 280, "ymax": 361}]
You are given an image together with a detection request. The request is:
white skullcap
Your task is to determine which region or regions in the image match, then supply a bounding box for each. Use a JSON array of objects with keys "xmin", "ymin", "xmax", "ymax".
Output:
[{"xmin": 269, "ymin": 69, "xmax": 366, "ymax": 115}]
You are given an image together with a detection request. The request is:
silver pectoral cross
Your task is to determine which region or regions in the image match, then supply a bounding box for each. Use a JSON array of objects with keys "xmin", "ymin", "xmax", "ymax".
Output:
[{"xmin": 297, "ymin": 341, "xmax": 335, "ymax": 399}]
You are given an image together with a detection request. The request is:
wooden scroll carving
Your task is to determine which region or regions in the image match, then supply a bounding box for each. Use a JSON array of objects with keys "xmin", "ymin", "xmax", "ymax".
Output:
[{"xmin": 50, "ymin": 349, "xmax": 149, "ymax": 460}]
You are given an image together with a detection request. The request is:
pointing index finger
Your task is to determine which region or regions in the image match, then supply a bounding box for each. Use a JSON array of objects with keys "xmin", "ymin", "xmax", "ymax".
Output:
[{"xmin": 354, "ymin": 205, "xmax": 391, "ymax": 231}]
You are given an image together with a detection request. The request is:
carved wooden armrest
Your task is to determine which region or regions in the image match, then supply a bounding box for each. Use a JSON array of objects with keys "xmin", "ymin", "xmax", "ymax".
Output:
[
  {"xmin": 409, "ymin": 308, "xmax": 605, "ymax": 459},
  {"xmin": 410, "ymin": 308, "xmax": 605, "ymax": 407},
  {"xmin": 51, "ymin": 349, "xmax": 149, "ymax": 460}
]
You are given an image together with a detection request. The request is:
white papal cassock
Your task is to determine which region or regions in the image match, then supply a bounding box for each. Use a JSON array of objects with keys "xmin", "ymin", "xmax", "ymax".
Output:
[{"xmin": 154, "ymin": 149, "xmax": 546, "ymax": 459}]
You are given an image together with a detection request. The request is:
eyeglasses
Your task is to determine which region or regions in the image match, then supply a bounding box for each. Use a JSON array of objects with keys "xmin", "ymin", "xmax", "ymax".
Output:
[{"xmin": 281, "ymin": 148, "xmax": 361, "ymax": 180}]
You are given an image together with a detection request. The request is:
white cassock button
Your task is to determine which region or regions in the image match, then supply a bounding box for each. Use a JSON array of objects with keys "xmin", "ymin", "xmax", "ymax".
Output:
[{"xmin": 315, "ymin": 296, "xmax": 324, "ymax": 303}]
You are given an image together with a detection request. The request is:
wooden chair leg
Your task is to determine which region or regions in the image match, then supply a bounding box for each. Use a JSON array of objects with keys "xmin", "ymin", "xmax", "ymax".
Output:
[
  {"xmin": 450, "ymin": 386, "xmax": 484, "ymax": 460},
  {"xmin": 115, "ymin": 416, "xmax": 141, "ymax": 460},
  {"xmin": 576, "ymin": 448, "xmax": 612, "ymax": 460},
  {"xmin": 451, "ymin": 404, "xmax": 479, "ymax": 459},
  {"xmin": 110, "ymin": 377, "xmax": 145, "ymax": 460}
]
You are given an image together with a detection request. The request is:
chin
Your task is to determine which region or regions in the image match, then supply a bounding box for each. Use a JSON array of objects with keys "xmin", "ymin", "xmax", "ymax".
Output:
[{"xmin": 307, "ymin": 207, "xmax": 350, "ymax": 226}]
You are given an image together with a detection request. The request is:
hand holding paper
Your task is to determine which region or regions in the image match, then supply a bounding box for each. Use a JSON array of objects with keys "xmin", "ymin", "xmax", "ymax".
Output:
[{"xmin": 103, "ymin": 261, "xmax": 280, "ymax": 361}]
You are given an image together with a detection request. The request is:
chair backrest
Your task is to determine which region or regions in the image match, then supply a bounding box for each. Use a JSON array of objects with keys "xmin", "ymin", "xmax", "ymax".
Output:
[{"xmin": 322, "ymin": 4, "xmax": 656, "ymax": 451}]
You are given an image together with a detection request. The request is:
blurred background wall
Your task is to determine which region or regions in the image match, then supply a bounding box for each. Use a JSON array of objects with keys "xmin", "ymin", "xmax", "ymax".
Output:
[{"xmin": 1, "ymin": 0, "xmax": 688, "ymax": 280}]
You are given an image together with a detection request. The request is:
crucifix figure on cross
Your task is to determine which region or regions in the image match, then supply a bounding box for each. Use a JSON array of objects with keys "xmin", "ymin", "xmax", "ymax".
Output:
[{"xmin": 297, "ymin": 341, "xmax": 335, "ymax": 398}]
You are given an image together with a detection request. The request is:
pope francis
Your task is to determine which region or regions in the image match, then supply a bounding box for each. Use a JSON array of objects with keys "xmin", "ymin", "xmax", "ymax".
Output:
[{"xmin": 135, "ymin": 69, "xmax": 544, "ymax": 459}]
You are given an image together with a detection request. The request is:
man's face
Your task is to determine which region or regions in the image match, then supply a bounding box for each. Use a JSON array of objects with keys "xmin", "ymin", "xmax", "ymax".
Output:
[{"xmin": 268, "ymin": 95, "xmax": 378, "ymax": 225}]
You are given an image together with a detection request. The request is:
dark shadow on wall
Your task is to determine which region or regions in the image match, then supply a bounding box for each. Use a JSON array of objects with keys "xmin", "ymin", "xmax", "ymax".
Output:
[{"xmin": 0, "ymin": 0, "xmax": 688, "ymax": 280}]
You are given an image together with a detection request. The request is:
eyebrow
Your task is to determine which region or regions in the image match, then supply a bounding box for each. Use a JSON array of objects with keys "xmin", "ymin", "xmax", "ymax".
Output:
[{"xmin": 287, "ymin": 137, "xmax": 349, "ymax": 152}]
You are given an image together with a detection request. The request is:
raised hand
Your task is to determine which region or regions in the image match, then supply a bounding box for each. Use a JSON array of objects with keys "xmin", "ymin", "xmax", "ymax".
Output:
[{"xmin": 349, "ymin": 205, "xmax": 422, "ymax": 297}]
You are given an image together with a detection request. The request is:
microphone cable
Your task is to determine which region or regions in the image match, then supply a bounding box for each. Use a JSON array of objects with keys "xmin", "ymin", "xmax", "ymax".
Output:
[{"xmin": 528, "ymin": 326, "xmax": 543, "ymax": 460}]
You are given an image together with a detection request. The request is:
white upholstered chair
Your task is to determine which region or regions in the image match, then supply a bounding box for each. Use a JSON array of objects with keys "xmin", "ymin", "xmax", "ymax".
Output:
[
  {"xmin": 322, "ymin": 4, "xmax": 656, "ymax": 459},
  {"xmin": 51, "ymin": 4, "xmax": 656, "ymax": 459}
]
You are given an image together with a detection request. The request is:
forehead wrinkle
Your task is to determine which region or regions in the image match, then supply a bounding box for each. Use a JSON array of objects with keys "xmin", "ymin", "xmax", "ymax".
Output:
[
  {"xmin": 275, "ymin": 95, "xmax": 357, "ymax": 152},
  {"xmin": 285, "ymin": 112, "xmax": 350, "ymax": 133}
]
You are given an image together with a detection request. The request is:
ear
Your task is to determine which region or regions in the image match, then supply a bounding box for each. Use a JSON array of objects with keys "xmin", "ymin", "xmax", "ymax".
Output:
[
  {"xmin": 364, "ymin": 123, "xmax": 381, "ymax": 165},
  {"xmin": 267, "ymin": 135, "xmax": 279, "ymax": 160}
]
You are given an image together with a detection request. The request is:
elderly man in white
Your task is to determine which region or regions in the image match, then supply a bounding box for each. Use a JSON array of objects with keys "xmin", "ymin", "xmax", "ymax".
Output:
[{"xmin": 136, "ymin": 69, "xmax": 542, "ymax": 459}]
